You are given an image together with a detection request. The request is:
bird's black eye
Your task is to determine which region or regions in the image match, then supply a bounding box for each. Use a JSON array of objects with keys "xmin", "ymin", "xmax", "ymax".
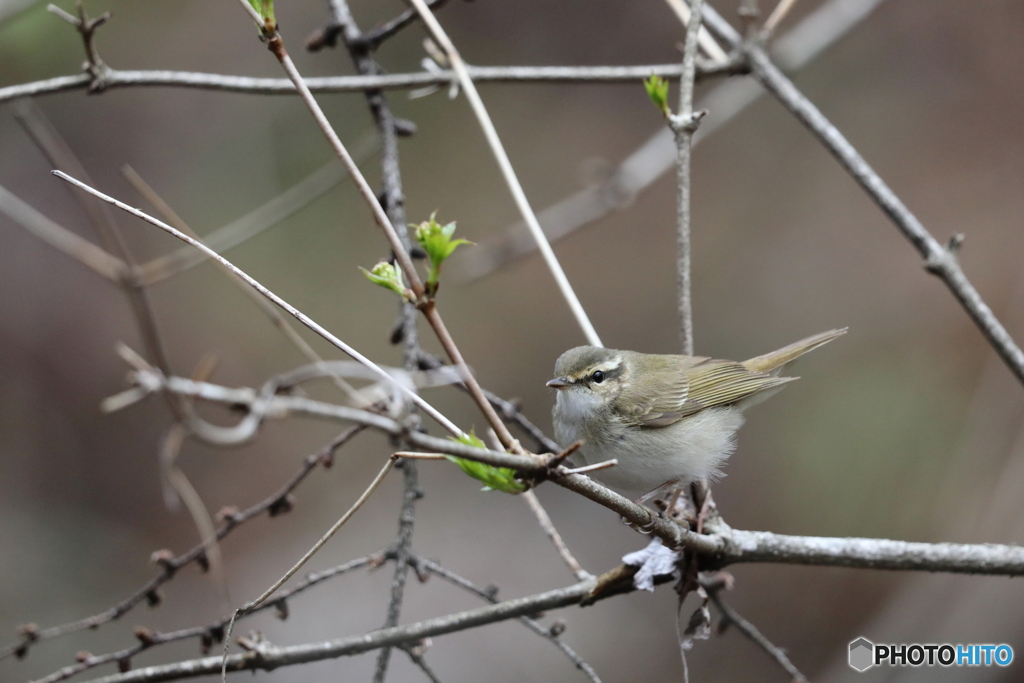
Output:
[{"xmin": 591, "ymin": 370, "xmax": 604, "ymax": 384}]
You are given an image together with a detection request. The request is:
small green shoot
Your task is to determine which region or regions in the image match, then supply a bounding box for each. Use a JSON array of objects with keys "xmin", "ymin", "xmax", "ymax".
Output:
[
  {"xmin": 247, "ymin": 0, "xmax": 275, "ymax": 24},
  {"xmin": 360, "ymin": 261, "xmax": 411, "ymax": 300},
  {"xmin": 447, "ymin": 431, "xmax": 527, "ymax": 494},
  {"xmin": 644, "ymin": 75, "xmax": 671, "ymax": 117},
  {"xmin": 413, "ymin": 213, "xmax": 472, "ymax": 295}
]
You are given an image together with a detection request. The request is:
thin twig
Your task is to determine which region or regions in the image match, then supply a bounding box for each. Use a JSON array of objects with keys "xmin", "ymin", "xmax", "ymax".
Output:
[
  {"xmin": 400, "ymin": 646, "xmax": 444, "ymax": 683},
  {"xmin": 0, "ymin": 64, "xmax": 735, "ymax": 105},
  {"xmin": 412, "ymin": 556, "xmax": 602, "ymax": 682},
  {"xmin": 763, "ymin": 0, "xmax": 800, "ymax": 36},
  {"xmin": 83, "ymin": 575, "xmax": 605, "ymax": 683},
  {"xmin": 692, "ymin": 6, "xmax": 1024, "ymax": 387},
  {"xmin": 1, "ymin": 428, "xmax": 364, "ymax": 662},
  {"xmin": 0, "ymin": 182, "xmax": 126, "ymax": 280},
  {"xmin": 15, "ymin": 101, "xmax": 184, "ymax": 418},
  {"xmin": 134, "ymin": 134, "xmax": 377, "ymax": 286},
  {"xmin": 459, "ymin": 0, "xmax": 890, "ymax": 281},
  {"xmin": 374, "ymin": 459, "xmax": 419, "ymax": 683},
  {"xmin": 662, "ymin": 0, "xmax": 730, "ymax": 63},
  {"xmin": 51, "ymin": 170, "xmax": 463, "ymax": 436},
  {"xmin": 406, "ymin": 0, "xmax": 603, "ymax": 348},
  {"xmin": 121, "ymin": 164, "xmax": 361, "ymax": 404},
  {"xmin": 523, "ymin": 491, "xmax": 591, "ymax": 581},
  {"xmin": 231, "ymin": 454, "xmax": 397, "ymax": 616},
  {"xmin": 29, "ymin": 551, "xmax": 388, "ymax": 683},
  {"xmin": 669, "ymin": 0, "xmax": 706, "ymax": 355},
  {"xmin": 318, "ymin": 7, "xmax": 427, "ymax": 677},
  {"xmin": 705, "ymin": 589, "xmax": 808, "ymax": 682},
  {"xmin": 231, "ymin": 7, "xmax": 526, "ymax": 456}
]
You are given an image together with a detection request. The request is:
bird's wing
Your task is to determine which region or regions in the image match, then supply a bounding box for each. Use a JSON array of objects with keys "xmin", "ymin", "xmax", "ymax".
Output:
[
  {"xmin": 685, "ymin": 358, "xmax": 795, "ymax": 409},
  {"xmin": 614, "ymin": 355, "xmax": 795, "ymax": 428},
  {"xmin": 613, "ymin": 354, "xmax": 703, "ymax": 428}
]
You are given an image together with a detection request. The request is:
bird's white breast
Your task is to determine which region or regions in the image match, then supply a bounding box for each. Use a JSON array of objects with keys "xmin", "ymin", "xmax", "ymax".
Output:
[{"xmin": 554, "ymin": 389, "xmax": 744, "ymax": 497}]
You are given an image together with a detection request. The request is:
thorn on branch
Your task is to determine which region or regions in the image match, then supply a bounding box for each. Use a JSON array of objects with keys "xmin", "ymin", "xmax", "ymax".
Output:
[
  {"xmin": 268, "ymin": 493, "xmax": 296, "ymax": 517},
  {"xmin": 145, "ymin": 589, "xmax": 162, "ymax": 607},
  {"xmin": 150, "ymin": 549, "xmax": 176, "ymax": 573},
  {"xmin": 670, "ymin": 109, "xmax": 708, "ymax": 135},
  {"xmin": 394, "ymin": 118, "xmax": 418, "ymax": 137},
  {"xmin": 925, "ymin": 235, "xmax": 965, "ymax": 275},
  {"xmin": 411, "ymin": 558, "xmax": 431, "ymax": 583},
  {"xmin": 48, "ymin": 1, "xmax": 112, "ymax": 92},
  {"xmin": 195, "ymin": 549, "xmax": 210, "ymax": 573},
  {"xmin": 17, "ymin": 623, "xmax": 38, "ymax": 641},
  {"xmin": 216, "ymin": 505, "xmax": 242, "ymax": 525},
  {"xmin": 304, "ymin": 23, "xmax": 343, "ymax": 52},
  {"xmin": 547, "ymin": 440, "xmax": 582, "ymax": 469},
  {"xmin": 133, "ymin": 626, "xmax": 156, "ymax": 647}
]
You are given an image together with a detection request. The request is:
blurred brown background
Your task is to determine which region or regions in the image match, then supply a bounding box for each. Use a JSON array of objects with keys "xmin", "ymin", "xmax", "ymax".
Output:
[{"xmin": 2, "ymin": 0, "xmax": 1024, "ymax": 681}]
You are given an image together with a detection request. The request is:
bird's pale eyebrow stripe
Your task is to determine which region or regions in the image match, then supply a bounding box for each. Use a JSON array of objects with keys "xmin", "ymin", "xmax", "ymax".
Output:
[{"xmin": 573, "ymin": 357, "xmax": 623, "ymax": 382}]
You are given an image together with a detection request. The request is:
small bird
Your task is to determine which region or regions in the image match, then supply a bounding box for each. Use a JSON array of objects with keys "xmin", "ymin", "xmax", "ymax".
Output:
[{"xmin": 548, "ymin": 329, "xmax": 846, "ymax": 498}]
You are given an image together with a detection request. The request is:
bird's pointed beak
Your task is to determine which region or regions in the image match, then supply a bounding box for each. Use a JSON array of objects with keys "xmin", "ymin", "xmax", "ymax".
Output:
[{"xmin": 546, "ymin": 377, "xmax": 570, "ymax": 389}]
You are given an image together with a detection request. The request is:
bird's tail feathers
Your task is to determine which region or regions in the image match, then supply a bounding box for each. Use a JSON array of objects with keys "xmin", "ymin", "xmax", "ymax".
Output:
[{"xmin": 742, "ymin": 328, "xmax": 847, "ymax": 375}]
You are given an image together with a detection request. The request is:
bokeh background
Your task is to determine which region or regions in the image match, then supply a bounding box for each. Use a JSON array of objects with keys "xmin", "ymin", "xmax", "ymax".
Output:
[{"xmin": 3, "ymin": 0, "xmax": 1024, "ymax": 681}]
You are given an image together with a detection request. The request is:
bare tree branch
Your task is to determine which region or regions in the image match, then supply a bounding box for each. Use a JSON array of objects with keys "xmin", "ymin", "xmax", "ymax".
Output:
[
  {"xmin": 412, "ymin": 556, "xmax": 602, "ymax": 682},
  {"xmin": 669, "ymin": 0, "xmax": 707, "ymax": 355},
  {"xmin": 29, "ymin": 550, "xmax": 388, "ymax": 683},
  {"xmin": 0, "ymin": 64, "xmax": 735, "ymax": 105},
  {"xmin": 407, "ymin": 0, "xmax": 603, "ymax": 348},
  {"xmin": 693, "ymin": 3, "xmax": 1024, "ymax": 387},
  {"xmin": 75, "ymin": 577, "xmax": 602, "ymax": 683},
  {"xmin": 705, "ymin": 585, "xmax": 808, "ymax": 683},
  {"xmin": 458, "ymin": 0, "xmax": 889, "ymax": 281},
  {"xmin": 1, "ymin": 428, "xmax": 364, "ymax": 662}
]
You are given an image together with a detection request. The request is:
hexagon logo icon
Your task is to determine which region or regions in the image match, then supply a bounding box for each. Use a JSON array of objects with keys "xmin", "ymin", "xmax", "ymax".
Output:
[{"xmin": 849, "ymin": 637, "xmax": 875, "ymax": 672}]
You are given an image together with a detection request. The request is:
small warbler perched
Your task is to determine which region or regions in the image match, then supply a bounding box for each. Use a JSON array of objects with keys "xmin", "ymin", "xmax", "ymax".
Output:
[{"xmin": 548, "ymin": 329, "xmax": 846, "ymax": 498}]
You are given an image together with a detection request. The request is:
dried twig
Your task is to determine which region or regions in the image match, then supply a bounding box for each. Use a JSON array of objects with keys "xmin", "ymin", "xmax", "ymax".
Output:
[
  {"xmin": 702, "ymin": 578, "xmax": 808, "ymax": 683},
  {"xmin": 77, "ymin": 575, "xmax": 605, "ymax": 683},
  {"xmin": 29, "ymin": 551, "xmax": 387, "ymax": 683},
  {"xmin": 412, "ymin": 556, "xmax": 602, "ymax": 682},
  {"xmin": 52, "ymin": 170, "xmax": 462, "ymax": 435},
  {"xmin": 523, "ymin": 491, "xmax": 591, "ymax": 581},
  {"xmin": 0, "ymin": 64, "xmax": 735, "ymax": 105},
  {"xmin": 669, "ymin": 0, "xmax": 707, "ymax": 355},
  {"xmin": 458, "ymin": 0, "xmax": 890, "ymax": 281},
  {"xmin": 1, "ymin": 428, "xmax": 363, "ymax": 662},
  {"xmin": 406, "ymin": 0, "xmax": 603, "ymax": 348},
  {"xmin": 693, "ymin": 4, "xmax": 1024, "ymax": 387}
]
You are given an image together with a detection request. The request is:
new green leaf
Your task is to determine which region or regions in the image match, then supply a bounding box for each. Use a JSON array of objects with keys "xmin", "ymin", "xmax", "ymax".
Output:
[
  {"xmin": 413, "ymin": 213, "xmax": 473, "ymax": 294},
  {"xmin": 247, "ymin": 0, "xmax": 275, "ymax": 23},
  {"xmin": 644, "ymin": 75, "xmax": 671, "ymax": 117},
  {"xmin": 360, "ymin": 261, "xmax": 410, "ymax": 299},
  {"xmin": 447, "ymin": 431, "xmax": 527, "ymax": 494}
]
